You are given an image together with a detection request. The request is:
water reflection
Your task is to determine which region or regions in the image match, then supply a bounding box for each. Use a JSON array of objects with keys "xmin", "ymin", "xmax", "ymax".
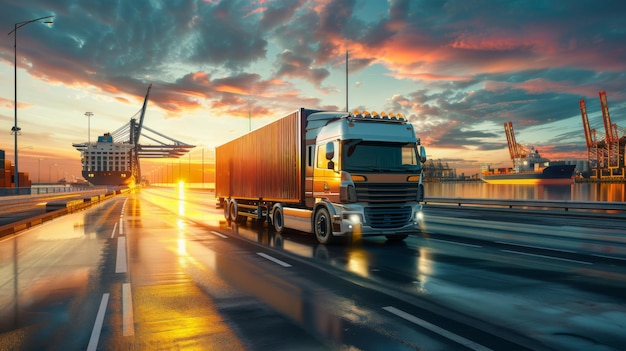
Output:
[{"xmin": 425, "ymin": 182, "xmax": 625, "ymax": 202}]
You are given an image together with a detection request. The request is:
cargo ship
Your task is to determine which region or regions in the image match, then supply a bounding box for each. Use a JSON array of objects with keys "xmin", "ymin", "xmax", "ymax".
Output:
[
  {"xmin": 481, "ymin": 147, "xmax": 576, "ymax": 185},
  {"xmin": 73, "ymin": 133, "xmax": 134, "ymax": 186}
]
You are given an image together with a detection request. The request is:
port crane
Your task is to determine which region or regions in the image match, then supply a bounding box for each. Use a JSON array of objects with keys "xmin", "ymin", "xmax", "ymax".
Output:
[
  {"xmin": 579, "ymin": 91, "xmax": 625, "ymax": 179},
  {"xmin": 504, "ymin": 121, "xmax": 528, "ymax": 160}
]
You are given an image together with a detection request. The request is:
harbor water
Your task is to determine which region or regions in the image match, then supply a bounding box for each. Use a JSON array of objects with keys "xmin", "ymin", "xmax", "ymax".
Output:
[{"xmin": 425, "ymin": 182, "xmax": 625, "ymax": 202}]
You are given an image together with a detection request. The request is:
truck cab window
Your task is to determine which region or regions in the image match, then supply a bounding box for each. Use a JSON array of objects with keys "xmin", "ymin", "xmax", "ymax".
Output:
[{"xmin": 342, "ymin": 141, "xmax": 419, "ymax": 172}]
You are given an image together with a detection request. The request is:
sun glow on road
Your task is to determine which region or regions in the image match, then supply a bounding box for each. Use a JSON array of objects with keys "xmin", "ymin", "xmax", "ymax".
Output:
[{"xmin": 178, "ymin": 181, "xmax": 186, "ymax": 216}]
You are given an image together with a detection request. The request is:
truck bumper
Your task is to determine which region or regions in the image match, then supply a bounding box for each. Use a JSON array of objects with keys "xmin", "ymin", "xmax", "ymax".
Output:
[{"xmin": 330, "ymin": 203, "xmax": 423, "ymax": 237}]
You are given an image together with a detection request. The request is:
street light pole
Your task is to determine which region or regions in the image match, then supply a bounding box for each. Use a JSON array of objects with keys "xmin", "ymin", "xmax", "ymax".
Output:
[
  {"xmin": 85, "ymin": 112, "xmax": 93, "ymax": 171},
  {"xmin": 85, "ymin": 112, "xmax": 93, "ymax": 145},
  {"xmin": 8, "ymin": 15, "xmax": 54, "ymax": 189}
]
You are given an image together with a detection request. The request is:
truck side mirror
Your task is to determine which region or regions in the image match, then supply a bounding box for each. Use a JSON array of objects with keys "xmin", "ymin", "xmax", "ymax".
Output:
[
  {"xmin": 325, "ymin": 142, "xmax": 334, "ymax": 160},
  {"xmin": 419, "ymin": 145, "xmax": 427, "ymax": 163}
]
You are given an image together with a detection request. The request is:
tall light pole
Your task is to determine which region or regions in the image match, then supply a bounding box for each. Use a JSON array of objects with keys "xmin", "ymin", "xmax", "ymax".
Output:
[
  {"xmin": 8, "ymin": 15, "xmax": 54, "ymax": 189},
  {"xmin": 85, "ymin": 111, "xmax": 93, "ymax": 144},
  {"xmin": 85, "ymin": 112, "xmax": 93, "ymax": 171},
  {"xmin": 38, "ymin": 158, "xmax": 43, "ymax": 184}
]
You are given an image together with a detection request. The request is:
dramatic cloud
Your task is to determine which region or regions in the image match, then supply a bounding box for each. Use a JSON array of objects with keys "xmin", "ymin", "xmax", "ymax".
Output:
[{"xmin": 1, "ymin": 0, "xmax": 625, "ymax": 175}]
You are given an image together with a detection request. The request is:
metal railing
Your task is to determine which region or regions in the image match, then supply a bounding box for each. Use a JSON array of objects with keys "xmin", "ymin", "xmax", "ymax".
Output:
[
  {"xmin": 0, "ymin": 185, "xmax": 117, "ymax": 197},
  {"xmin": 423, "ymin": 197, "xmax": 626, "ymax": 213}
]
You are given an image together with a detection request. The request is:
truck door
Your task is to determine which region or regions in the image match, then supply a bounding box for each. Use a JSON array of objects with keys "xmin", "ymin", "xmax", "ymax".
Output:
[
  {"xmin": 313, "ymin": 141, "xmax": 340, "ymax": 203},
  {"xmin": 304, "ymin": 144, "xmax": 315, "ymax": 207}
]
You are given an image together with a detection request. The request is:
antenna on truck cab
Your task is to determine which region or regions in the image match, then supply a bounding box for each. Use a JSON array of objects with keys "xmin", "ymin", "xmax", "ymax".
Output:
[{"xmin": 344, "ymin": 49, "xmax": 349, "ymax": 112}]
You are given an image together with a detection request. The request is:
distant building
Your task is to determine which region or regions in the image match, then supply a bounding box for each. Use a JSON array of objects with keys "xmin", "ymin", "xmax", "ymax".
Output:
[
  {"xmin": 0, "ymin": 149, "xmax": 32, "ymax": 195},
  {"xmin": 423, "ymin": 159, "xmax": 463, "ymax": 182}
]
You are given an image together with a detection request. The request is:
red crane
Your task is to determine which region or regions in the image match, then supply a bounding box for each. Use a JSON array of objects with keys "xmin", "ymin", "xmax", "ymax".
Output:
[
  {"xmin": 579, "ymin": 99, "xmax": 593, "ymax": 148},
  {"xmin": 599, "ymin": 91, "xmax": 620, "ymax": 169},
  {"xmin": 579, "ymin": 98, "xmax": 601, "ymax": 177},
  {"xmin": 504, "ymin": 122, "xmax": 527, "ymax": 160}
]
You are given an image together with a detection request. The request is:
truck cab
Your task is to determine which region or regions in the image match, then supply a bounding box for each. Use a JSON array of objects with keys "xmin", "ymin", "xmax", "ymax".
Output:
[{"xmin": 304, "ymin": 110, "xmax": 426, "ymax": 243}]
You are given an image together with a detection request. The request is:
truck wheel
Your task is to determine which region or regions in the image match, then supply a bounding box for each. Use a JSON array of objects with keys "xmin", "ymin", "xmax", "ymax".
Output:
[
  {"xmin": 273, "ymin": 207, "xmax": 284, "ymax": 233},
  {"xmin": 314, "ymin": 207, "xmax": 334, "ymax": 244}
]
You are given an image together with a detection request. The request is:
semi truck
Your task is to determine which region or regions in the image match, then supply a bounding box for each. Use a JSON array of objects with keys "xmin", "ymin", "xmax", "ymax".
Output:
[{"xmin": 215, "ymin": 108, "xmax": 426, "ymax": 244}]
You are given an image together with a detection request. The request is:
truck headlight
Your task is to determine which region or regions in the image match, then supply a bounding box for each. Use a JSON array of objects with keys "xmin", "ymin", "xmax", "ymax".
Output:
[
  {"xmin": 349, "ymin": 214, "xmax": 361, "ymax": 224},
  {"xmin": 415, "ymin": 211, "xmax": 423, "ymax": 222}
]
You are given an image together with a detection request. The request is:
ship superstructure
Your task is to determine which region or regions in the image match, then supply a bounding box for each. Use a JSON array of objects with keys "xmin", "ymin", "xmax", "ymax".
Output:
[{"xmin": 75, "ymin": 133, "xmax": 134, "ymax": 186}]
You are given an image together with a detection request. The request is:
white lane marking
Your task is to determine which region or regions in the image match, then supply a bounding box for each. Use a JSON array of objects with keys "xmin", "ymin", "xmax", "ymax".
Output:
[
  {"xmin": 383, "ymin": 306, "xmax": 493, "ymax": 351},
  {"xmin": 116, "ymin": 237, "xmax": 128, "ymax": 273},
  {"xmin": 122, "ymin": 283, "xmax": 135, "ymax": 336},
  {"xmin": 592, "ymin": 253, "xmax": 626, "ymax": 261},
  {"xmin": 501, "ymin": 249, "xmax": 592, "ymax": 265},
  {"xmin": 110, "ymin": 222, "xmax": 118, "ymax": 239},
  {"xmin": 429, "ymin": 238, "xmax": 482, "ymax": 248},
  {"xmin": 210, "ymin": 230, "xmax": 228, "ymax": 238},
  {"xmin": 87, "ymin": 293, "xmax": 110, "ymax": 351},
  {"xmin": 119, "ymin": 217, "xmax": 124, "ymax": 236},
  {"xmin": 495, "ymin": 241, "xmax": 576, "ymax": 254},
  {"xmin": 257, "ymin": 252, "xmax": 292, "ymax": 267}
]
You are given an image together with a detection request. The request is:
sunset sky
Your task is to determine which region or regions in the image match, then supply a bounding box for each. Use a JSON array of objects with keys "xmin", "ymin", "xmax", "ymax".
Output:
[{"xmin": 1, "ymin": 0, "xmax": 625, "ymax": 182}]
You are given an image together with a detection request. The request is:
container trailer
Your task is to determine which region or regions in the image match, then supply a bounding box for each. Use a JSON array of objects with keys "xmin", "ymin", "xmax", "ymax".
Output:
[{"xmin": 215, "ymin": 108, "xmax": 426, "ymax": 244}]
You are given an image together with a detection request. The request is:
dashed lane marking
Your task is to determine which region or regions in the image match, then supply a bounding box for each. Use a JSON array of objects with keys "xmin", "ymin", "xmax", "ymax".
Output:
[
  {"xmin": 501, "ymin": 249, "xmax": 592, "ymax": 265},
  {"xmin": 115, "ymin": 237, "xmax": 128, "ymax": 273},
  {"xmin": 87, "ymin": 293, "xmax": 110, "ymax": 351},
  {"xmin": 257, "ymin": 252, "xmax": 292, "ymax": 267},
  {"xmin": 110, "ymin": 222, "xmax": 118, "ymax": 239},
  {"xmin": 429, "ymin": 238, "xmax": 482, "ymax": 248},
  {"xmin": 383, "ymin": 306, "xmax": 493, "ymax": 351},
  {"xmin": 122, "ymin": 283, "xmax": 135, "ymax": 336},
  {"xmin": 210, "ymin": 230, "xmax": 228, "ymax": 238}
]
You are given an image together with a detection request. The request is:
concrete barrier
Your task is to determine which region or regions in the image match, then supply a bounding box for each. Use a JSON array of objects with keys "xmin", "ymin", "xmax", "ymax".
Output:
[{"xmin": 46, "ymin": 199, "xmax": 86, "ymax": 212}]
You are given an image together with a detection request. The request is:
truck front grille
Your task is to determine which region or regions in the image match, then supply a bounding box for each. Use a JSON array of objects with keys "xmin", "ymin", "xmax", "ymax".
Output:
[
  {"xmin": 364, "ymin": 206, "xmax": 412, "ymax": 228},
  {"xmin": 354, "ymin": 182, "xmax": 418, "ymax": 203}
]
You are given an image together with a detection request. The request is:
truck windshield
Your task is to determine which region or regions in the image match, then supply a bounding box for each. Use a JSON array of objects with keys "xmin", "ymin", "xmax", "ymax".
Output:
[{"xmin": 342, "ymin": 140, "xmax": 421, "ymax": 172}]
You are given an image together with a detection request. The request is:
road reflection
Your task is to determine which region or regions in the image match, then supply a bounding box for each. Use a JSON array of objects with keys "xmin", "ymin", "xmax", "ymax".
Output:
[
  {"xmin": 219, "ymin": 217, "xmax": 428, "ymax": 295},
  {"xmin": 146, "ymin": 187, "xmax": 430, "ymax": 296},
  {"xmin": 143, "ymin": 187, "xmax": 427, "ymax": 293}
]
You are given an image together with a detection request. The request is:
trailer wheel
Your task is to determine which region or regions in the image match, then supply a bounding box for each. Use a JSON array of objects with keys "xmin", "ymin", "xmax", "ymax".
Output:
[
  {"xmin": 228, "ymin": 200, "xmax": 239, "ymax": 222},
  {"xmin": 223, "ymin": 199, "xmax": 230, "ymax": 221},
  {"xmin": 314, "ymin": 207, "xmax": 334, "ymax": 244},
  {"xmin": 273, "ymin": 207, "xmax": 284, "ymax": 233}
]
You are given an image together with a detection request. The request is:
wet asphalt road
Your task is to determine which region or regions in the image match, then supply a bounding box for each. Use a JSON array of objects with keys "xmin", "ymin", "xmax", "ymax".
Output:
[{"xmin": 0, "ymin": 187, "xmax": 625, "ymax": 350}]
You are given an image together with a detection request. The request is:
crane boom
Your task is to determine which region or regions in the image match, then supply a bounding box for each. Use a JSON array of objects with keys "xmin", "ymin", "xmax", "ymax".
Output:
[
  {"xmin": 504, "ymin": 122, "xmax": 517, "ymax": 159},
  {"xmin": 579, "ymin": 99, "xmax": 593, "ymax": 148},
  {"xmin": 599, "ymin": 90, "xmax": 613, "ymax": 143},
  {"xmin": 133, "ymin": 84, "xmax": 152, "ymax": 145}
]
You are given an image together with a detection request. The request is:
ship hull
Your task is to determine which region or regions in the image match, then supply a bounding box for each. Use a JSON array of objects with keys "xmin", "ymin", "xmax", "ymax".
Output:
[
  {"xmin": 481, "ymin": 165, "xmax": 576, "ymax": 185},
  {"xmin": 83, "ymin": 171, "xmax": 134, "ymax": 186}
]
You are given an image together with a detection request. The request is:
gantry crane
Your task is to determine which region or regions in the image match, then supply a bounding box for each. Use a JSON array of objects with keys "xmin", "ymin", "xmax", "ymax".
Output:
[{"xmin": 580, "ymin": 91, "xmax": 625, "ymax": 179}]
